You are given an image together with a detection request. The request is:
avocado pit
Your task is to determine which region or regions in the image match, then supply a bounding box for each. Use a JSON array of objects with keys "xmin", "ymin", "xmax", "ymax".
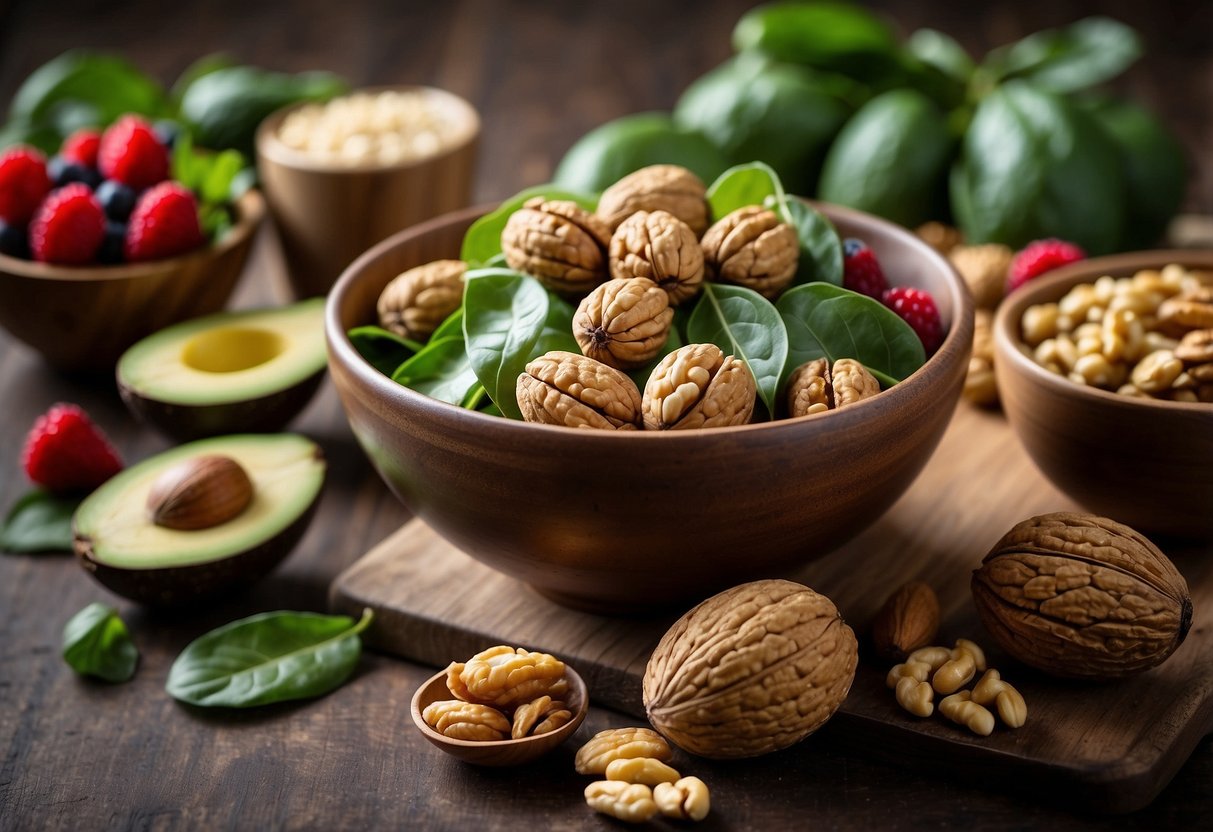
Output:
[{"xmin": 147, "ymin": 454, "xmax": 254, "ymax": 531}]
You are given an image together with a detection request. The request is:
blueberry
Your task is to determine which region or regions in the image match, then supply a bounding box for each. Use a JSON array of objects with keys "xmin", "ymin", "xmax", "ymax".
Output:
[
  {"xmin": 49, "ymin": 155, "xmax": 101, "ymax": 189},
  {"xmin": 153, "ymin": 119, "xmax": 181, "ymax": 149},
  {"xmin": 96, "ymin": 180, "xmax": 138, "ymax": 222},
  {"xmin": 98, "ymin": 221, "xmax": 127, "ymax": 265},
  {"xmin": 0, "ymin": 220, "xmax": 30, "ymax": 259},
  {"xmin": 842, "ymin": 238, "xmax": 866, "ymax": 258}
]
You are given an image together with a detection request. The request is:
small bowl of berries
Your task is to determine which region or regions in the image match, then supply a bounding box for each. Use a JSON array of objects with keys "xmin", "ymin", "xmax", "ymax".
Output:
[{"xmin": 0, "ymin": 115, "xmax": 265, "ymax": 372}]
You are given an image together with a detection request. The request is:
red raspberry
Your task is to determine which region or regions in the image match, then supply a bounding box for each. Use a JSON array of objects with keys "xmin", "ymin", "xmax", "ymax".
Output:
[
  {"xmin": 61, "ymin": 129, "xmax": 102, "ymax": 168},
  {"xmin": 842, "ymin": 238, "xmax": 889, "ymax": 300},
  {"xmin": 28, "ymin": 183, "xmax": 105, "ymax": 265},
  {"xmin": 21, "ymin": 403, "xmax": 124, "ymax": 495},
  {"xmin": 98, "ymin": 115, "xmax": 169, "ymax": 190},
  {"xmin": 0, "ymin": 146, "xmax": 52, "ymax": 225},
  {"xmin": 1007, "ymin": 239, "xmax": 1085, "ymax": 293},
  {"xmin": 882, "ymin": 287, "xmax": 944, "ymax": 354},
  {"xmin": 124, "ymin": 182, "xmax": 204, "ymax": 262}
]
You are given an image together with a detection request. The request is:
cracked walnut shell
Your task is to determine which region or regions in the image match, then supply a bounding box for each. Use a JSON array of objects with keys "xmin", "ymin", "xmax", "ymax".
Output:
[
  {"xmin": 517, "ymin": 351, "xmax": 643, "ymax": 430},
  {"xmin": 574, "ymin": 277, "xmax": 674, "ymax": 369},
  {"xmin": 700, "ymin": 205, "xmax": 798, "ymax": 299},
  {"xmin": 502, "ymin": 198, "xmax": 611, "ymax": 295},
  {"xmin": 596, "ymin": 164, "xmax": 710, "ymax": 236},
  {"xmin": 446, "ymin": 645, "xmax": 568, "ymax": 708},
  {"xmin": 972, "ymin": 513, "xmax": 1193, "ymax": 680},
  {"xmin": 609, "ymin": 210, "xmax": 705, "ymax": 305},
  {"xmin": 377, "ymin": 259, "xmax": 466, "ymax": 341},
  {"xmin": 643, "ymin": 579, "xmax": 858, "ymax": 759},
  {"xmin": 642, "ymin": 344, "xmax": 755, "ymax": 430}
]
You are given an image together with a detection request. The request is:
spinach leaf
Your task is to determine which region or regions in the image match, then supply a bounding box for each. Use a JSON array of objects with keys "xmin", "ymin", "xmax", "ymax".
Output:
[
  {"xmin": 461, "ymin": 186, "xmax": 597, "ymax": 267},
  {"xmin": 9, "ymin": 50, "xmax": 169, "ymax": 131},
  {"xmin": 392, "ymin": 336, "xmax": 479, "ymax": 406},
  {"xmin": 348, "ymin": 325, "xmax": 419, "ymax": 377},
  {"xmin": 782, "ymin": 199, "xmax": 843, "ymax": 286},
  {"xmin": 170, "ymin": 53, "xmax": 237, "ymax": 108},
  {"xmin": 166, "ymin": 609, "xmax": 372, "ymax": 708},
  {"xmin": 706, "ymin": 161, "xmax": 785, "ymax": 221},
  {"xmin": 63, "ymin": 603, "xmax": 138, "ymax": 683},
  {"xmin": 732, "ymin": 2, "xmax": 898, "ymax": 76},
  {"xmin": 983, "ymin": 17, "xmax": 1141, "ymax": 94},
  {"xmin": 462, "ymin": 270, "xmax": 550, "ymax": 419},
  {"xmin": 429, "ymin": 308, "xmax": 465, "ymax": 342},
  {"xmin": 777, "ymin": 283, "xmax": 925, "ymax": 390},
  {"xmin": 1, "ymin": 491, "xmax": 79, "ymax": 553},
  {"xmin": 687, "ymin": 284, "xmax": 788, "ymax": 415},
  {"xmin": 534, "ymin": 293, "xmax": 580, "ymax": 356},
  {"xmin": 171, "ymin": 133, "xmax": 248, "ymax": 241},
  {"xmin": 906, "ymin": 29, "xmax": 975, "ymax": 85}
]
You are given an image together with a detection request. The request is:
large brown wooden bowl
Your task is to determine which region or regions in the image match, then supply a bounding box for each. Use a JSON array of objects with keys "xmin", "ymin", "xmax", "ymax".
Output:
[
  {"xmin": 326, "ymin": 203, "xmax": 974, "ymax": 612},
  {"xmin": 994, "ymin": 250, "xmax": 1213, "ymax": 539},
  {"xmin": 0, "ymin": 189, "xmax": 264, "ymax": 372}
]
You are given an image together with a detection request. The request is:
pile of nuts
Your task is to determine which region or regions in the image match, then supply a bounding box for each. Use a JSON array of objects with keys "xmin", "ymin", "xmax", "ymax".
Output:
[
  {"xmin": 576, "ymin": 727, "xmax": 711, "ymax": 823},
  {"xmin": 421, "ymin": 645, "xmax": 573, "ymax": 740},
  {"xmin": 886, "ymin": 639, "xmax": 1027, "ymax": 736},
  {"xmin": 276, "ymin": 89, "xmax": 470, "ymax": 166},
  {"xmin": 1019, "ymin": 264, "xmax": 1213, "ymax": 402}
]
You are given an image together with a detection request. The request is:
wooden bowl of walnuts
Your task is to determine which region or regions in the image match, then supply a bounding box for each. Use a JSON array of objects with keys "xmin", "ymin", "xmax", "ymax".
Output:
[
  {"xmin": 994, "ymin": 250, "xmax": 1213, "ymax": 539},
  {"xmin": 326, "ymin": 199, "xmax": 973, "ymax": 612}
]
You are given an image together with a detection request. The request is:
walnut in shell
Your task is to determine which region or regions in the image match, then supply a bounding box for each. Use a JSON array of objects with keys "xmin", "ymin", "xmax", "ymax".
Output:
[
  {"xmin": 573, "ymin": 278, "xmax": 674, "ymax": 370},
  {"xmin": 700, "ymin": 206, "xmax": 798, "ymax": 299},
  {"xmin": 644, "ymin": 579, "xmax": 858, "ymax": 759},
  {"xmin": 596, "ymin": 164, "xmax": 710, "ymax": 236},
  {"xmin": 972, "ymin": 513, "xmax": 1193, "ymax": 680},
  {"xmin": 501, "ymin": 198, "xmax": 611, "ymax": 296},
  {"xmin": 609, "ymin": 211, "xmax": 705, "ymax": 305},
  {"xmin": 870, "ymin": 581, "xmax": 940, "ymax": 661},
  {"xmin": 785, "ymin": 357, "xmax": 881, "ymax": 417},
  {"xmin": 949, "ymin": 244, "xmax": 1012, "ymax": 311},
  {"xmin": 642, "ymin": 344, "xmax": 755, "ymax": 430},
  {"xmin": 376, "ymin": 259, "xmax": 466, "ymax": 340},
  {"xmin": 517, "ymin": 351, "xmax": 643, "ymax": 430}
]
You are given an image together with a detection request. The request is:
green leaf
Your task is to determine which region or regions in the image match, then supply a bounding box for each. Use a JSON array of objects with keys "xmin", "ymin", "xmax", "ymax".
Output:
[
  {"xmin": 462, "ymin": 270, "xmax": 550, "ymax": 419},
  {"xmin": 9, "ymin": 50, "xmax": 169, "ymax": 127},
  {"xmin": 783, "ymin": 199, "xmax": 843, "ymax": 286},
  {"xmin": 733, "ymin": 1, "xmax": 899, "ymax": 79},
  {"xmin": 983, "ymin": 17, "xmax": 1142, "ymax": 94},
  {"xmin": 777, "ymin": 283, "xmax": 925, "ymax": 391},
  {"xmin": 166, "ymin": 609, "xmax": 372, "ymax": 708},
  {"xmin": 63, "ymin": 603, "xmax": 138, "ymax": 683},
  {"xmin": 348, "ymin": 325, "xmax": 419, "ymax": 377},
  {"xmin": 429, "ymin": 308, "xmax": 465, "ymax": 342},
  {"xmin": 460, "ymin": 186, "xmax": 597, "ymax": 267},
  {"xmin": 906, "ymin": 29, "xmax": 975, "ymax": 84},
  {"xmin": 391, "ymin": 336, "xmax": 479, "ymax": 406},
  {"xmin": 687, "ymin": 284, "xmax": 788, "ymax": 415},
  {"xmin": 1, "ymin": 491, "xmax": 80, "ymax": 553},
  {"xmin": 170, "ymin": 53, "xmax": 237, "ymax": 107},
  {"xmin": 534, "ymin": 293, "xmax": 580, "ymax": 356},
  {"xmin": 707, "ymin": 161, "xmax": 785, "ymax": 220}
]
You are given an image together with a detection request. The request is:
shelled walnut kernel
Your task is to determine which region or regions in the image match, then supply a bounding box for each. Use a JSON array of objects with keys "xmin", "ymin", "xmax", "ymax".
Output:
[{"xmin": 576, "ymin": 728, "xmax": 712, "ymax": 823}]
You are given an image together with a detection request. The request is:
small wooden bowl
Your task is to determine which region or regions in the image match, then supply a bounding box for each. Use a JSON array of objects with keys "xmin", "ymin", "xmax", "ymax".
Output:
[
  {"xmin": 994, "ymin": 250, "xmax": 1213, "ymax": 538},
  {"xmin": 0, "ymin": 189, "xmax": 264, "ymax": 372},
  {"xmin": 256, "ymin": 85, "xmax": 480, "ymax": 300},
  {"xmin": 410, "ymin": 666, "xmax": 589, "ymax": 766}
]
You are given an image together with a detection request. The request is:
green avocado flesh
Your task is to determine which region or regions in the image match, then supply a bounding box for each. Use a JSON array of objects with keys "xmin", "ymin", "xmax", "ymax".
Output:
[
  {"xmin": 74, "ymin": 434, "xmax": 324, "ymax": 570},
  {"xmin": 117, "ymin": 299, "xmax": 326, "ymax": 406}
]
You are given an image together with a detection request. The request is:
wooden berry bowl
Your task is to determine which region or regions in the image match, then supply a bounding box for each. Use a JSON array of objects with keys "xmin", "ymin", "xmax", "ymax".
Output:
[
  {"xmin": 410, "ymin": 665, "xmax": 589, "ymax": 766},
  {"xmin": 994, "ymin": 250, "xmax": 1213, "ymax": 539},
  {"xmin": 326, "ymin": 202, "xmax": 973, "ymax": 612},
  {"xmin": 0, "ymin": 189, "xmax": 264, "ymax": 373}
]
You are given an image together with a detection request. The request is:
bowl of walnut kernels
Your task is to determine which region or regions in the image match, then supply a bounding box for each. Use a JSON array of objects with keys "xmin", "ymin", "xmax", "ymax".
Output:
[
  {"xmin": 994, "ymin": 250, "xmax": 1213, "ymax": 539},
  {"xmin": 326, "ymin": 167, "xmax": 974, "ymax": 611}
]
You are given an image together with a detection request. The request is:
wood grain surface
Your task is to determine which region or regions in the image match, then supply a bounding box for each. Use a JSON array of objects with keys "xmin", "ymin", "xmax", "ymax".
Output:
[{"xmin": 2, "ymin": 0, "xmax": 1211, "ymax": 829}]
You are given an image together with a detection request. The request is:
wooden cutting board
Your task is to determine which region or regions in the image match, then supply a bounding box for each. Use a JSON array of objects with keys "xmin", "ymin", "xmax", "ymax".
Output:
[{"xmin": 329, "ymin": 404, "xmax": 1212, "ymax": 813}]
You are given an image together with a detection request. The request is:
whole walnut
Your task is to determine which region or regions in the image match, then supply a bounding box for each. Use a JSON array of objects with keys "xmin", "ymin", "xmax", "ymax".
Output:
[
  {"xmin": 644, "ymin": 579, "xmax": 858, "ymax": 759},
  {"xmin": 574, "ymin": 278, "xmax": 674, "ymax": 370},
  {"xmin": 950, "ymin": 244, "xmax": 1013, "ymax": 311},
  {"xmin": 517, "ymin": 351, "xmax": 642, "ymax": 430},
  {"xmin": 597, "ymin": 164, "xmax": 710, "ymax": 236},
  {"xmin": 785, "ymin": 357, "xmax": 880, "ymax": 417},
  {"xmin": 642, "ymin": 344, "xmax": 755, "ymax": 430},
  {"xmin": 700, "ymin": 206, "xmax": 798, "ymax": 299},
  {"xmin": 502, "ymin": 198, "xmax": 611, "ymax": 296},
  {"xmin": 377, "ymin": 259, "xmax": 466, "ymax": 340},
  {"xmin": 609, "ymin": 211, "xmax": 705, "ymax": 306}
]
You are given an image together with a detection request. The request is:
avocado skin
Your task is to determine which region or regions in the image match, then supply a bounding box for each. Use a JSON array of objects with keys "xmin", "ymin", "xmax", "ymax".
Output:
[
  {"xmin": 73, "ymin": 491, "xmax": 320, "ymax": 605},
  {"xmin": 118, "ymin": 368, "xmax": 326, "ymax": 442}
]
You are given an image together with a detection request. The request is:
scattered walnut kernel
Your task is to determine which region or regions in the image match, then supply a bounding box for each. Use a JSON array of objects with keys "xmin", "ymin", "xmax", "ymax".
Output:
[
  {"xmin": 575, "ymin": 727, "xmax": 673, "ymax": 775},
  {"xmin": 653, "ymin": 777, "xmax": 711, "ymax": 822},
  {"xmin": 584, "ymin": 781, "xmax": 658, "ymax": 823},
  {"xmin": 605, "ymin": 756, "xmax": 681, "ymax": 787}
]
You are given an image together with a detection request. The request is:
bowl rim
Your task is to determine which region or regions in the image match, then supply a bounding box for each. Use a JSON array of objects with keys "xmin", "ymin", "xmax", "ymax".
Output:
[
  {"xmin": 0, "ymin": 188, "xmax": 265, "ymax": 282},
  {"xmin": 326, "ymin": 199, "xmax": 975, "ymax": 443},
  {"xmin": 994, "ymin": 248, "xmax": 1213, "ymax": 414},
  {"xmin": 255, "ymin": 84, "xmax": 481, "ymax": 175},
  {"xmin": 408, "ymin": 665, "xmax": 589, "ymax": 750}
]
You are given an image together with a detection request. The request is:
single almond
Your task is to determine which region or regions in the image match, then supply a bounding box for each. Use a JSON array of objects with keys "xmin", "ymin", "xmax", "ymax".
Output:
[
  {"xmin": 870, "ymin": 581, "xmax": 941, "ymax": 661},
  {"xmin": 147, "ymin": 454, "xmax": 254, "ymax": 531}
]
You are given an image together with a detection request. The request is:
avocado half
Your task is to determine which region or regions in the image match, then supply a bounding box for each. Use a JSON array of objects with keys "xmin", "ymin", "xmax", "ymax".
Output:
[
  {"xmin": 74, "ymin": 433, "xmax": 325, "ymax": 605},
  {"xmin": 116, "ymin": 299, "xmax": 327, "ymax": 441}
]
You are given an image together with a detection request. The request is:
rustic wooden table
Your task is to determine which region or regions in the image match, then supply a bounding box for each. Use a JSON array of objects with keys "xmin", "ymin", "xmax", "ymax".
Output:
[{"xmin": 2, "ymin": 1, "xmax": 1210, "ymax": 829}]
